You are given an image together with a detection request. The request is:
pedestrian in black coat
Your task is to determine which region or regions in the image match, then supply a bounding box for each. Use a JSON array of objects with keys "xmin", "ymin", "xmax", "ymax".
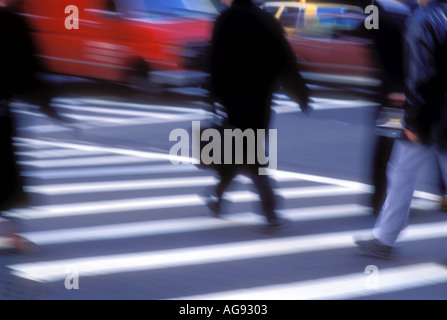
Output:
[
  {"xmin": 202, "ymin": 0, "xmax": 310, "ymax": 230},
  {"xmin": 0, "ymin": 0, "xmax": 59, "ymax": 252}
]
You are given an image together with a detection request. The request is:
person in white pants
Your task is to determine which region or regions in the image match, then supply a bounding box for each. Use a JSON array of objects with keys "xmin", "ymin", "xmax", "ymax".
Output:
[
  {"xmin": 355, "ymin": 0, "xmax": 447, "ymax": 259},
  {"xmin": 373, "ymin": 141, "xmax": 447, "ymax": 247}
]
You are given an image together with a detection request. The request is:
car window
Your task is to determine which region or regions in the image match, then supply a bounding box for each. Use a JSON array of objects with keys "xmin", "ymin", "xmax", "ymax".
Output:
[
  {"xmin": 115, "ymin": 0, "xmax": 218, "ymax": 19},
  {"xmin": 278, "ymin": 7, "xmax": 304, "ymax": 29},
  {"xmin": 316, "ymin": 7, "xmax": 364, "ymax": 29},
  {"xmin": 263, "ymin": 5, "xmax": 280, "ymax": 17},
  {"xmin": 295, "ymin": 6, "xmax": 365, "ymax": 39}
]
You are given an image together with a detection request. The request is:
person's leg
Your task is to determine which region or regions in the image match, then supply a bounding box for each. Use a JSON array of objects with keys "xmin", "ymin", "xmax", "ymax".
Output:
[
  {"xmin": 201, "ymin": 166, "xmax": 238, "ymax": 215},
  {"xmin": 435, "ymin": 147, "xmax": 447, "ymax": 211},
  {"xmin": 0, "ymin": 108, "xmax": 31, "ymax": 252},
  {"xmin": 215, "ymin": 167, "xmax": 238, "ymax": 200},
  {"xmin": 373, "ymin": 140, "xmax": 432, "ymax": 246},
  {"xmin": 371, "ymin": 136, "xmax": 395, "ymax": 215},
  {"xmin": 250, "ymin": 173, "xmax": 277, "ymax": 223},
  {"xmin": 244, "ymin": 164, "xmax": 286, "ymax": 227}
]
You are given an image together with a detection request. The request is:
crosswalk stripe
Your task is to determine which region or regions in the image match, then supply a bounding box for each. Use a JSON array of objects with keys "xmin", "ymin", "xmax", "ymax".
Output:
[
  {"xmin": 16, "ymin": 149, "xmax": 108, "ymax": 159},
  {"xmin": 25, "ymin": 176, "xmax": 218, "ymax": 195},
  {"xmin": 23, "ymin": 173, "xmax": 324, "ymax": 196},
  {"xmin": 22, "ymin": 175, "xmax": 279, "ymax": 195},
  {"xmin": 61, "ymin": 113, "xmax": 132, "ymax": 124},
  {"xmin": 65, "ymin": 97, "xmax": 210, "ymax": 115},
  {"xmin": 176, "ymin": 262, "xmax": 447, "ymax": 300},
  {"xmin": 12, "ymin": 185, "xmax": 366, "ymax": 220},
  {"xmin": 22, "ymin": 164, "xmax": 199, "ymax": 179},
  {"xmin": 14, "ymin": 137, "xmax": 194, "ymax": 164},
  {"xmin": 19, "ymin": 155, "xmax": 161, "ymax": 168},
  {"xmin": 52, "ymin": 103, "xmax": 189, "ymax": 119},
  {"xmin": 272, "ymin": 95, "xmax": 378, "ymax": 114},
  {"xmin": 8, "ymin": 221, "xmax": 447, "ymax": 283},
  {"xmin": 21, "ymin": 204, "xmax": 369, "ymax": 245}
]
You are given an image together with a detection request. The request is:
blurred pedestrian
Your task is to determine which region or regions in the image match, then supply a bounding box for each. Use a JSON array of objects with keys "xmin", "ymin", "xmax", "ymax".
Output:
[
  {"xmin": 201, "ymin": 0, "xmax": 310, "ymax": 231},
  {"xmin": 436, "ymin": 156, "xmax": 447, "ymax": 211},
  {"xmin": 0, "ymin": 0, "xmax": 60, "ymax": 252},
  {"xmin": 368, "ymin": 0, "xmax": 415, "ymax": 216},
  {"xmin": 356, "ymin": 0, "xmax": 447, "ymax": 259}
]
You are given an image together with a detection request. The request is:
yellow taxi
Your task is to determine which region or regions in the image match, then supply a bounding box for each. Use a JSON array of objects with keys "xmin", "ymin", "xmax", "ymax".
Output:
[{"xmin": 261, "ymin": 1, "xmax": 365, "ymax": 36}]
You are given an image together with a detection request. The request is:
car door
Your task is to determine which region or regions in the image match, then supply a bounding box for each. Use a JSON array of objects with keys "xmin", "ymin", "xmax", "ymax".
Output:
[
  {"xmin": 285, "ymin": 8, "xmax": 333, "ymax": 75},
  {"xmin": 77, "ymin": 0, "xmax": 132, "ymax": 81},
  {"xmin": 287, "ymin": 6, "xmax": 377, "ymax": 80}
]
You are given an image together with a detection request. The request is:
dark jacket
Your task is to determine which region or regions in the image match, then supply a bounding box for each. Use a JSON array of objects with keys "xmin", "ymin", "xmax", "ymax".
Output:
[
  {"xmin": 0, "ymin": 7, "xmax": 39, "ymax": 100},
  {"xmin": 210, "ymin": 0, "xmax": 309, "ymax": 131},
  {"xmin": 404, "ymin": 0, "xmax": 447, "ymax": 147},
  {"xmin": 0, "ymin": 7, "xmax": 37, "ymax": 212},
  {"xmin": 370, "ymin": 0, "xmax": 413, "ymax": 97}
]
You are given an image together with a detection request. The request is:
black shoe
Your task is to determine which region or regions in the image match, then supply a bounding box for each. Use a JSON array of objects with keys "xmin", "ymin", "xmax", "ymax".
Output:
[
  {"xmin": 440, "ymin": 197, "xmax": 447, "ymax": 212},
  {"xmin": 199, "ymin": 191, "xmax": 221, "ymax": 217},
  {"xmin": 355, "ymin": 238, "xmax": 393, "ymax": 260},
  {"xmin": 258, "ymin": 217, "xmax": 292, "ymax": 234}
]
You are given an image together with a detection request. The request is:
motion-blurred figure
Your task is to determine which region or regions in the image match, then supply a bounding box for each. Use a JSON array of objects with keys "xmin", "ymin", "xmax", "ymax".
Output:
[
  {"xmin": 369, "ymin": 0, "xmax": 415, "ymax": 216},
  {"xmin": 436, "ymin": 155, "xmax": 447, "ymax": 211},
  {"xmin": 0, "ymin": 0, "xmax": 59, "ymax": 252},
  {"xmin": 356, "ymin": 0, "xmax": 447, "ymax": 259},
  {"xmin": 202, "ymin": 0, "xmax": 310, "ymax": 231}
]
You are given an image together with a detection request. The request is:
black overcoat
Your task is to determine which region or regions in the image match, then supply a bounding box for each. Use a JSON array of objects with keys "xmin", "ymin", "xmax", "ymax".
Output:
[{"xmin": 210, "ymin": 0, "xmax": 309, "ymax": 131}]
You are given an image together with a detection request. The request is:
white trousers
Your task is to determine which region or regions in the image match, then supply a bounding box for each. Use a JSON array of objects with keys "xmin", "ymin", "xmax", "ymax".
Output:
[{"xmin": 373, "ymin": 139, "xmax": 447, "ymax": 246}]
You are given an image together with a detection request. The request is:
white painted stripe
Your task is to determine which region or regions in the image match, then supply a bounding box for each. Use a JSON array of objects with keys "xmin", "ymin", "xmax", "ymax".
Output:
[
  {"xmin": 272, "ymin": 169, "xmax": 371, "ymax": 192},
  {"xmin": 11, "ymin": 108, "xmax": 49, "ymax": 119},
  {"xmin": 280, "ymin": 185, "xmax": 364, "ymax": 199},
  {"xmin": 19, "ymin": 155, "xmax": 160, "ymax": 168},
  {"xmin": 69, "ymin": 98, "xmax": 209, "ymax": 115},
  {"xmin": 22, "ymin": 164, "xmax": 198, "ymax": 180},
  {"xmin": 310, "ymin": 97, "xmax": 378, "ymax": 107},
  {"xmin": 77, "ymin": 112, "xmax": 210, "ymax": 127},
  {"xmin": 13, "ymin": 142, "xmax": 60, "ymax": 151},
  {"xmin": 13, "ymin": 185, "xmax": 365, "ymax": 220},
  {"xmin": 15, "ymin": 137, "xmax": 195, "ymax": 164},
  {"xmin": 61, "ymin": 113, "xmax": 135, "ymax": 124},
  {"xmin": 53, "ymin": 103, "xmax": 187, "ymax": 119},
  {"xmin": 25, "ymin": 176, "xmax": 217, "ymax": 195},
  {"xmin": 17, "ymin": 149, "xmax": 108, "ymax": 159},
  {"xmin": 272, "ymin": 96, "xmax": 378, "ymax": 114},
  {"xmin": 19, "ymin": 109, "xmax": 209, "ymax": 128},
  {"xmin": 177, "ymin": 263, "xmax": 447, "ymax": 300},
  {"xmin": 22, "ymin": 204, "xmax": 369, "ymax": 245},
  {"xmin": 23, "ymin": 174, "xmax": 306, "ymax": 196},
  {"xmin": 17, "ymin": 124, "xmax": 72, "ymax": 134},
  {"xmin": 9, "ymin": 221, "xmax": 447, "ymax": 283},
  {"xmin": 17, "ymin": 194, "xmax": 203, "ymax": 219}
]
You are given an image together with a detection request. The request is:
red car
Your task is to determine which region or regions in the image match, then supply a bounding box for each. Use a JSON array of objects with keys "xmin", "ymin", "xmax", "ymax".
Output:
[
  {"xmin": 18, "ymin": 0, "xmax": 216, "ymax": 89},
  {"xmin": 262, "ymin": 1, "xmax": 381, "ymax": 91}
]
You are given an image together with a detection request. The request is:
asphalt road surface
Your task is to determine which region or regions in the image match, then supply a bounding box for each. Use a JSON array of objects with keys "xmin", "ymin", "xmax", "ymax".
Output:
[{"xmin": 1, "ymin": 75, "xmax": 446, "ymax": 301}]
